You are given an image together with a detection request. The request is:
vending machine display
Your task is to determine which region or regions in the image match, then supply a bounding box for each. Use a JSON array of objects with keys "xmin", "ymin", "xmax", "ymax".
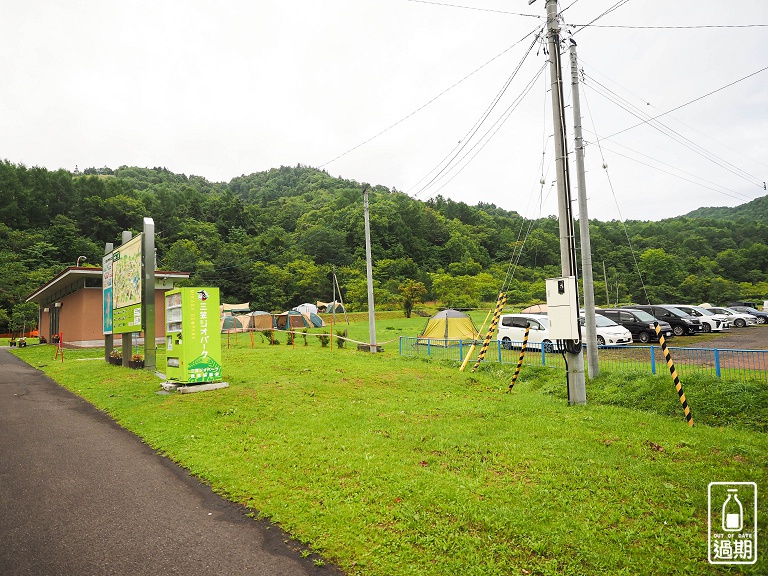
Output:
[{"xmin": 165, "ymin": 287, "xmax": 222, "ymax": 383}]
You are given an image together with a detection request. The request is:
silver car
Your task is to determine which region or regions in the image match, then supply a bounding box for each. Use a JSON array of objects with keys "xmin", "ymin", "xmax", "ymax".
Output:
[{"xmin": 702, "ymin": 306, "xmax": 757, "ymax": 328}]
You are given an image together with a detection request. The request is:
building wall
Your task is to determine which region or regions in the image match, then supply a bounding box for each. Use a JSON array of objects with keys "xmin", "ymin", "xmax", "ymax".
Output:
[
  {"xmin": 53, "ymin": 287, "xmax": 173, "ymax": 347},
  {"xmin": 153, "ymin": 290, "xmax": 166, "ymax": 338},
  {"xmin": 39, "ymin": 308, "xmax": 51, "ymax": 341},
  {"xmin": 60, "ymin": 289, "xmax": 103, "ymax": 343}
]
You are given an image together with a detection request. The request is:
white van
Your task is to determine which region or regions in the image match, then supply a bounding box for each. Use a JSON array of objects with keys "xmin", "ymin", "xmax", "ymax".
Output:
[{"xmin": 497, "ymin": 313, "xmax": 559, "ymax": 352}]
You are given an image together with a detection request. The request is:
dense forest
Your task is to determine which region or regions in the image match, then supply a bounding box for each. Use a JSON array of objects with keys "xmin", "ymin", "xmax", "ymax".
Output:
[{"xmin": 1, "ymin": 160, "xmax": 767, "ymax": 332}]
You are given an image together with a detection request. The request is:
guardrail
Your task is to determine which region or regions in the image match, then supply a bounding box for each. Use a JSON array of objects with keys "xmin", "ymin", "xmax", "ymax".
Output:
[{"xmin": 398, "ymin": 337, "xmax": 768, "ymax": 382}]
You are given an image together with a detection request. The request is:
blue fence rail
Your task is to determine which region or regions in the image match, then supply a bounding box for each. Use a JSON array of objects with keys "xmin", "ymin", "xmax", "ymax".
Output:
[{"xmin": 398, "ymin": 337, "xmax": 768, "ymax": 382}]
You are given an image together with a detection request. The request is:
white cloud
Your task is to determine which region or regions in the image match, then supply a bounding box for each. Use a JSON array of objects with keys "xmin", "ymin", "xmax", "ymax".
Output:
[{"xmin": 2, "ymin": 0, "xmax": 766, "ymax": 221}]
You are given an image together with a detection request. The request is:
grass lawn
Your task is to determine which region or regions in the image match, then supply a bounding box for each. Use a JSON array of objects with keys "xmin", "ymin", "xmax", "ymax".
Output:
[{"xmin": 11, "ymin": 330, "xmax": 767, "ymax": 575}]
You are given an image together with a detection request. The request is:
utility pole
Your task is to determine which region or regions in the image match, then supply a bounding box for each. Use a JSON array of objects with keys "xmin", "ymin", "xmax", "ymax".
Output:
[
  {"xmin": 570, "ymin": 38, "xmax": 598, "ymax": 378},
  {"xmin": 363, "ymin": 186, "xmax": 378, "ymax": 353},
  {"xmin": 545, "ymin": 0, "xmax": 586, "ymax": 404}
]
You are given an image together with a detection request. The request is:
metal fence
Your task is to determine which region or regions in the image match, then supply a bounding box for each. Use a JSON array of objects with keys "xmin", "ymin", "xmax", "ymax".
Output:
[{"xmin": 398, "ymin": 337, "xmax": 768, "ymax": 382}]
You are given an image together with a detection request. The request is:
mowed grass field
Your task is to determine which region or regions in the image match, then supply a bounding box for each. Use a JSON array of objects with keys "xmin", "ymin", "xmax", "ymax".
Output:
[{"xmin": 10, "ymin": 317, "xmax": 768, "ymax": 575}]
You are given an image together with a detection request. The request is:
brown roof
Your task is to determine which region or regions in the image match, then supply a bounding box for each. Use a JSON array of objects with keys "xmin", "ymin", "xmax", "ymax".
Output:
[{"xmin": 26, "ymin": 267, "xmax": 190, "ymax": 304}]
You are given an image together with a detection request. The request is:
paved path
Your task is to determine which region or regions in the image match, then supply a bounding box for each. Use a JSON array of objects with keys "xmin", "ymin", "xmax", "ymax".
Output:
[{"xmin": 0, "ymin": 349, "xmax": 342, "ymax": 576}]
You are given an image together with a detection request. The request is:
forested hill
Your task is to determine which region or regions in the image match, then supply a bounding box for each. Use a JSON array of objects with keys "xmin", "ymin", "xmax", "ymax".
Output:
[
  {"xmin": 684, "ymin": 194, "xmax": 768, "ymax": 221},
  {"xmin": 1, "ymin": 160, "xmax": 767, "ymax": 332}
]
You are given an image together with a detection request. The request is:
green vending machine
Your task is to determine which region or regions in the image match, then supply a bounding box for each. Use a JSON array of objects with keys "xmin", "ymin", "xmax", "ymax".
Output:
[{"xmin": 165, "ymin": 287, "xmax": 223, "ymax": 383}]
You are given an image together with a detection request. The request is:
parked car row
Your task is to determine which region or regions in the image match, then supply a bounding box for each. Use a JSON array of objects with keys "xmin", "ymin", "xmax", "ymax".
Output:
[
  {"xmin": 726, "ymin": 305, "xmax": 768, "ymax": 324},
  {"xmin": 672, "ymin": 305, "xmax": 729, "ymax": 333},
  {"xmin": 496, "ymin": 301, "xmax": 764, "ymax": 349},
  {"xmin": 701, "ymin": 306, "xmax": 759, "ymax": 328},
  {"xmin": 498, "ymin": 312, "xmax": 633, "ymax": 350},
  {"xmin": 597, "ymin": 308, "xmax": 674, "ymax": 343}
]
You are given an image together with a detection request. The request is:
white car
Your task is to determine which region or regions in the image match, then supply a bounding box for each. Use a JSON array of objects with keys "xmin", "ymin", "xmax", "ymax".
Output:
[
  {"xmin": 673, "ymin": 304, "xmax": 730, "ymax": 333},
  {"xmin": 580, "ymin": 313, "xmax": 633, "ymax": 346},
  {"xmin": 497, "ymin": 313, "xmax": 560, "ymax": 352},
  {"xmin": 702, "ymin": 306, "xmax": 757, "ymax": 328}
]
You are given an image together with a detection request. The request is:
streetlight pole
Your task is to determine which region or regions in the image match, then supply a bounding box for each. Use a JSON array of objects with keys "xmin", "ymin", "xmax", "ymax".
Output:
[{"xmin": 76, "ymin": 256, "xmax": 87, "ymax": 267}]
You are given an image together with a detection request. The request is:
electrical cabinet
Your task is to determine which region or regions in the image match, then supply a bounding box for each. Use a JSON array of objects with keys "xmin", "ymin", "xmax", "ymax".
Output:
[
  {"xmin": 546, "ymin": 276, "xmax": 580, "ymax": 341},
  {"xmin": 165, "ymin": 287, "xmax": 222, "ymax": 383}
]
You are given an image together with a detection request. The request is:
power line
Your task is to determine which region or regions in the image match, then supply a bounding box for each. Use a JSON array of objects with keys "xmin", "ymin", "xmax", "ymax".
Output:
[
  {"xmin": 559, "ymin": 0, "xmax": 583, "ymax": 15},
  {"xmin": 600, "ymin": 64, "xmax": 768, "ymax": 142},
  {"xmin": 584, "ymin": 138, "xmax": 755, "ymax": 202},
  {"xmin": 405, "ymin": 0, "xmax": 541, "ymax": 18},
  {"xmin": 575, "ymin": 62, "xmax": 768, "ymax": 172},
  {"xmin": 318, "ymin": 27, "xmax": 541, "ymax": 169},
  {"xmin": 410, "ymin": 34, "xmax": 542, "ymax": 198},
  {"xmin": 580, "ymin": 81, "xmax": 650, "ymax": 305},
  {"xmin": 416, "ymin": 64, "xmax": 546, "ymax": 200},
  {"xmin": 583, "ymin": 66, "xmax": 768, "ymax": 189},
  {"xmin": 570, "ymin": 23, "xmax": 768, "ymax": 29},
  {"xmin": 572, "ymin": 0, "xmax": 632, "ymax": 34}
]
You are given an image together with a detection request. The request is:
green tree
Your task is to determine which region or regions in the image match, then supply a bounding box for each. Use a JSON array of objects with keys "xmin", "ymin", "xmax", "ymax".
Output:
[
  {"xmin": 10, "ymin": 302, "xmax": 38, "ymax": 333},
  {"xmin": 398, "ymin": 280, "xmax": 427, "ymax": 318},
  {"xmin": 0, "ymin": 308, "xmax": 10, "ymax": 333}
]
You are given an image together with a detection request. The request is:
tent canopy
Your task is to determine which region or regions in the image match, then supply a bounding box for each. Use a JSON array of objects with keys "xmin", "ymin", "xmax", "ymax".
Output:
[
  {"xmin": 317, "ymin": 300, "xmax": 345, "ymax": 313},
  {"xmin": 221, "ymin": 302, "xmax": 251, "ymax": 315},
  {"xmin": 418, "ymin": 309, "xmax": 480, "ymax": 343},
  {"xmin": 304, "ymin": 312, "xmax": 325, "ymax": 327},
  {"xmin": 248, "ymin": 311, "xmax": 273, "ymax": 331},
  {"xmin": 520, "ymin": 303, "xmax": 547, "ymax": 314},
  {"xmin": 220, "ymin": 316, "xmax": 243, "ymax": 333},
  {"xmin": 294, "ymin": 303, "xmax": 318, "ymax": 315},
  {"xmin": 274, "ymin": 310, "xmax": 311, "ymax": 330}
]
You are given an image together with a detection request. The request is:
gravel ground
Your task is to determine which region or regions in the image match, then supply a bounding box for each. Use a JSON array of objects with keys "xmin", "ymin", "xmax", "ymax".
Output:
[{"xmin": 675, "ymin": 325, "xmax": 768, "ymax": 350}]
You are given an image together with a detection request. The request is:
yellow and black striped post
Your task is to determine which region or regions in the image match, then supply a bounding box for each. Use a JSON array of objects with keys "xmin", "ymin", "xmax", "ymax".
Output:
[
  {"xmin": 471, "ymin": 292, "xmax": 507, "ymax": 372},
  {"xmin": 507, "ymin": 323, "xmax": 530, "ymax": 392},
  {"xmin": 654, "ymin": 322, "xmax": 693, "ymax": 426}
]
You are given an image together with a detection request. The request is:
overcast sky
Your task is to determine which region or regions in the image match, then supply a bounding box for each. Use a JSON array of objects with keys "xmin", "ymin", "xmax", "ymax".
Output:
[{"xmin": 2, "ymin": 0, "xmax": 767, "ymax": 222}]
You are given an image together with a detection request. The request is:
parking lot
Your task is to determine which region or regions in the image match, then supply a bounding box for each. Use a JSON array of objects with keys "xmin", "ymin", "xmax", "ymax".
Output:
[{"xmin": 669, "ymin": 324, "xmax": 768, "ymax": 350}]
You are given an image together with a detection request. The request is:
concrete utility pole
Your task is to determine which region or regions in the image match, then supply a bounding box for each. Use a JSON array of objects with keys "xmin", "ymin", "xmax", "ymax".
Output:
[
  {"xmin": 570, "ymin": 39, "xmax": 599, "ymax": 379},
  {"xmin": 363, "ymin": 186, "xmax": 378, "ymax": 353},
  {"xmin": 545, "ymin": 0, "xmax": 586, "ymax": 404}
]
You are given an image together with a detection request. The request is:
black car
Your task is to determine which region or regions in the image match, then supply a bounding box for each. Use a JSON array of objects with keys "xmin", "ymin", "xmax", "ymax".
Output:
[
  {"xmin": 728, "ymin": 305, "xmax": 768, "ymax": 325},
  {"xmin": 598, "ymin": 308, "xmax": 674, "ymax": 343},
  {"xmin": 625, "ymin": 304, "xmax": 704, "ymax": 336}
]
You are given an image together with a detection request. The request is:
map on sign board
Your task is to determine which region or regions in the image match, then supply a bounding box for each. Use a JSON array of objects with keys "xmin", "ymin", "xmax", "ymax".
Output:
[
  {"xmin": 102, "ymin": 253, "xmax": 113, "ymax": 335},
  {"xmin": 111, "ymin": 234, "xmax": 143, "ymax": 334}
]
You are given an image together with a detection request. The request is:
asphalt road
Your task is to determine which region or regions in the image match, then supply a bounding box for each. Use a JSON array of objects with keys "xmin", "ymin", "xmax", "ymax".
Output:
[{"xmin": 0, "ymin": 349, "xmax": 342, "ymax": 576}]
